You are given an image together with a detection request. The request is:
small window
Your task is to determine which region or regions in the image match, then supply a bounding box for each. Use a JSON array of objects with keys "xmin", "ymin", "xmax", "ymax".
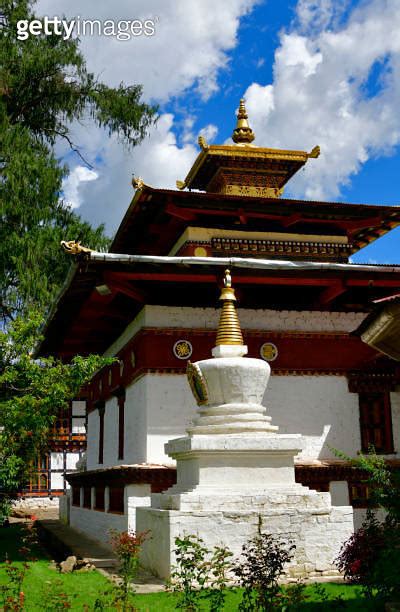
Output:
[
  {"xmin": 359, "ymin": 392, "xmax": 394, "ymax": 454},
  {"xmin": 83, "ymin": 486, "xmax": 92, "ymax": 508},
  {"xmin": 109, "ymin": 486, "xmax": 124, "ymax": 514},
  {"xmin": 72, "ymin": 487, "xmax": 81, "ymax": 507},
  {"xmin": 349, "ymin": 483, "xmax": 372, "ymax": 509},
  {"xmin": 95, "ymin": 486, "xmax": 105, "ymax": 511}
]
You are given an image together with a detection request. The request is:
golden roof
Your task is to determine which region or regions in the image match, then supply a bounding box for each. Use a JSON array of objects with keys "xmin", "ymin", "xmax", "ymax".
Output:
[{"xmin": 176, "ymin": 99, "xmax": 320, "ymax": 198}]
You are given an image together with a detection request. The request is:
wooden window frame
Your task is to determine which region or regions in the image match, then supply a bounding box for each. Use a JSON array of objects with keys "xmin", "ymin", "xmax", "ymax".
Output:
[{"xmin": 359, "ymin": 391, "xmax": 394, "ymax": 454}]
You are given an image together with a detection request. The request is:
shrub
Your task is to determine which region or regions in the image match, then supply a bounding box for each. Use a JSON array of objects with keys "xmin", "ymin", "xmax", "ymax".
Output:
[
  {"xmin": 233, "ymin": 532, "xmax": 295, "ymax": 612},
  {"xmin": 169, "ymin": 534, "xmax": 210, "ymax": 611}
]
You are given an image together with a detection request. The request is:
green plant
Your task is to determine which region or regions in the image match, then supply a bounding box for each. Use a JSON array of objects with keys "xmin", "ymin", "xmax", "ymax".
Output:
[
  {"xmin": 107, "ymin": 529, "xmax": 149, "ymax": 611},
  {"xmin": 169, "ymin": 534, "xmax": 211, "ymax": 611},
  {"xmin": 42, "ymin": 578, "xmax": 74, "ymax": 611},
  {"xmin": 233, "ymin": 532, "xmax": 295, "ymax": 612},
  {"xmin": 0, "ymin": 558, "xmax": 28, "ymax": 611},
  {"xmin": 333, "ymin": 448, "xmax": 400, "ymax": 602},
  {"xmin": 204, "ymin": 545, "xmax": 233, "ymax": 612}
]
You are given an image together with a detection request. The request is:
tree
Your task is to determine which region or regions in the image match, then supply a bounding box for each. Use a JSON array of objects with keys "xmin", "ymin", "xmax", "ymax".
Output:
[
  {"xmin": 0, "ymin": 0, "xmax": 157, "ymax": 321},
  {"xmin": 335, "ymin": 450, "xmax": 400, "ymax": 602},
  {"xmin": 0, "ymin": 310, "xmax": 114, "ymax": 524}
]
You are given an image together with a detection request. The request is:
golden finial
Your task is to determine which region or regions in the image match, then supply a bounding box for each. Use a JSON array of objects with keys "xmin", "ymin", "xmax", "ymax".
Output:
[
  {"xmin": 232, "ymin": 99, "xmax": 255, "ymax": 145},
  {"xmin": 215, "ymin": 269, "xmax": 244, "ymax": 346},
  {"xmin": 60, "ymin": 240, "xmax": 92, "ymax": 255}
]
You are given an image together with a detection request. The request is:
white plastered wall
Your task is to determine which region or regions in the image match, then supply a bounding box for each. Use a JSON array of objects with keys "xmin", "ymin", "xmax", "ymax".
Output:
[{"xmin": 88, "ymin": 305, "xmax": 399, "ymax": 468}]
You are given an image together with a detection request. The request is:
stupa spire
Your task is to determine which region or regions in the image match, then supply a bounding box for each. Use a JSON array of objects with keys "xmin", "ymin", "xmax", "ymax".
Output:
[
  {"xmin": 215, "ymin": 269, "xmax": 244, "ymax": 346},
  {"xmin": 232, "ymin": 99, "xmax": 255, "ymax": 145}
]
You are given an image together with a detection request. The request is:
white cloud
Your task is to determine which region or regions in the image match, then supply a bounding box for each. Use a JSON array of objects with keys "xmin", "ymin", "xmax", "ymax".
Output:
[
  {"xmin": 62, "ymin": 166, "xmax": 98, "ymax": 209},
  {"xmin": 243, "ymin": 0, "xmax": 400, "ymax": 200},
  {"xmin": 199, "ymin": 123, "xmax": 218, "ymax": 142},
  {"xmin": 36, "ymin": 0, "xmax": 259, "ymax": 233},
  {"xmin": 64, "ymin": 114, "xmax": 197, "ymax": 234},
  {"xmin": 37, "ymin": 0, "xmax": 258, "ymax": 102}
]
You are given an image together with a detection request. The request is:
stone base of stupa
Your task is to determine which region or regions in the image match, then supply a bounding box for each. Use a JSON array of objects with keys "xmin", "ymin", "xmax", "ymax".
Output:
[{"xmin": 137, "ymin": 434, "xmax": 353, "ymax": 580}]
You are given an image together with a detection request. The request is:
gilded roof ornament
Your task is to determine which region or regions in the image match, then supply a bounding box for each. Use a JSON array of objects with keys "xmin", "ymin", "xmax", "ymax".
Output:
[
  {"xmin": 232, "ymin": 99, "xmax": 255, "ymax": 145},
  {"xmin": 308, "ymin": 145, "xmax": 321, "ymax": 158},
  {"xmin": 198, "ymin": 135, "xmax": 209, "ymax": 150},
  {"xmin": 216, "ymin": 269, "xmax": 244, "ymax": 346},
  {"xmin": 60, "ymin": 240, "xmax": 92, "ymax": 255},
  {"xmin": 132, "ymin": 176, "xmax": 145, "ymax": 190}
]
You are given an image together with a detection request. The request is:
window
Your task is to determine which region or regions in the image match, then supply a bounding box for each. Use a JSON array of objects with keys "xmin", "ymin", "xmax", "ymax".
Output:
[
  {"xmin": 83, "ymin": 486, "xmax": 92, "ymax": 508},
  {"xmin": 109, "ymin": 486, "xmax": 124, "ymax": 514},
  {"xmin": 95, "ymin": 486, "xmax": 105, "ymax": 511},
  {"xmin": 349, "ymin": 483, "xmax": 372, "ymax": 509},
  {"xmin": 72, "ymin": 486, "xmax": 81, "ymax": 507},
  {"xmin": 359, "ymin": 392, "xmax": 394, "ymax": 454}
]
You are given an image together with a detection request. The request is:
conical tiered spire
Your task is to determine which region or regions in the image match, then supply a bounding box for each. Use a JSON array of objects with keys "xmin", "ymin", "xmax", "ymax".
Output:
[
  {"xmin": 215, "ymin": 270, "xmax": 244, "ymax": 346},
  {"xmin": 232, "ymin": 99, "xmax": 255, "ymax": 145}
]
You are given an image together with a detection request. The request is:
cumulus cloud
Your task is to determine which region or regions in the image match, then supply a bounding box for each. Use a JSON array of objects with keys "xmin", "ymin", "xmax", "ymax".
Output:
[
  {"xmin": 62, "ymin": 166, "xmax": 98, "ymax": 209},
  {"xmin": 243, "ymin": 0, "xmax": 400, "ymax": 200},
  {"xmin": 37, "ymin": 0, "xmax": 258, "ymax": 102},
  {"xmin": 62, "ymin": 114, "xmax": 197, "ymax": 234},
  {"xmin": 36, "ymin": 0, "xmax": 259, "ymax": 232}
]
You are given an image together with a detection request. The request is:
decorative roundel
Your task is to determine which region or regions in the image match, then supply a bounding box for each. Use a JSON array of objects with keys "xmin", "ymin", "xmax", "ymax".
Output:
[
  {"xmin": 119, "ymin": 360, "xmax": 124, "ymax": 377},
  {"xmin": 130, "ymin": 351, "xmax": 136, "ymax": 368},
  {"xmin": 173, "ymin": 339, "xmax": 193, "ymax": 360},
  {"xmin": 260, "ymin": 342, "xmax": 278, "ymax": 362},
  {"xmin": 108, "ymin": 370, "xmax": 112, "ymax": 386}
]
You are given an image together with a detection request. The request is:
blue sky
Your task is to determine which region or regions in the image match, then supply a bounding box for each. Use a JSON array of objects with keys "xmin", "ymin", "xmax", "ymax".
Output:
[{"xmin": 37, "ymin": 0, "xmax": 400, "ymax": 264}]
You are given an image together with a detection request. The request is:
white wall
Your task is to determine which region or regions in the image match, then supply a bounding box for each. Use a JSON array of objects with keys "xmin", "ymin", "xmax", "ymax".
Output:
[
  {"xmin": 266, "ymin": 375, "xmax": 362, "ymax": 460},
  {"xmin": 86, "ymin": 409, "xmax": 99, "ymax": 471},
  {"xmin": 104, "ymin": 306, "xmax": 366, "ymax": 358},
  {"xmin": 70, "ymin": 506, "xmax": 127, "ymax": 547},
  {"xmin": 146, "ymin": 374, "xmax": 197, "ymax": 465}
]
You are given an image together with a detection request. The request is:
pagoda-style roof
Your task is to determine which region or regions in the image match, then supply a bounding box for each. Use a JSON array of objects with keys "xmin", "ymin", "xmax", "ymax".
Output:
[
  {"xmin": 355, "ymin": 294, "xmax": 400, "ymax": 360},
  {"xmin": 176, "ymin": 99, "xmax": 320, "ymax": 197},
  {"xmin": 38, "ymin": 252, "xmax": 400, "ymax": 359},
  {"xmin": 111, "ymin": 185, "xmax": 400, "ymax": 257}
]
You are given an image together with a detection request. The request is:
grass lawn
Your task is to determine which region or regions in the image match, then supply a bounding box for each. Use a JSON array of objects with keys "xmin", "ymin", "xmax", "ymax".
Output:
[{"xmin": 1, "ymin": 523, "xmax": 384, "ymax": 611}]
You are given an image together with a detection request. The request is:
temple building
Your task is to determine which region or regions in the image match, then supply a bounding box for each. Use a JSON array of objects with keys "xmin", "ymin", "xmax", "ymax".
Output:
[{"xmin": 38, "ymin": 100, "xmax": 400, "ymax": 545}]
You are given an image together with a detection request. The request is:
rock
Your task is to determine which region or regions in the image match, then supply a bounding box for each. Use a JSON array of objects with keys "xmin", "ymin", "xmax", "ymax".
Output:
[{"xmin": 60, "ymin": 555, "xmax": 77, "ymax": 573}]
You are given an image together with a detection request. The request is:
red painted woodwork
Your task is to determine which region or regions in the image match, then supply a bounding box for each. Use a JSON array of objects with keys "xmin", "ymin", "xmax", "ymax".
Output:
[{"xmin": 85, "ymin": 327, "xmax": 383, "ymax": 410}]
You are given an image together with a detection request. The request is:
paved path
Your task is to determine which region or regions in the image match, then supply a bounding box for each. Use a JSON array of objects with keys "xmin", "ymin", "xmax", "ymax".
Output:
[{"xmin": 37, "ymin": 519, "xmax": 165, "ymax": 594}]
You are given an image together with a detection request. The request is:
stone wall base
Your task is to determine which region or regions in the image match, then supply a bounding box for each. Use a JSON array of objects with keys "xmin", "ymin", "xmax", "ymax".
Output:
[{"xmin": 137, "ymin": 500, "xmax": 353, "ymax": 580}]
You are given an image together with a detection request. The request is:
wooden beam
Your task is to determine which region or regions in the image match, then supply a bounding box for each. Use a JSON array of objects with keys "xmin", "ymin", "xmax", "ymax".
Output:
[
  {"xmin": 316, "ymin": 281, "xmax": 347, "ymax": 307},
  {"xmin": 165, "ymin": 201, "xmax": 196, "ymax": 221},
  {"xmin": 104, "ymin": 272, "xmax": 146, "ymax": 303}
]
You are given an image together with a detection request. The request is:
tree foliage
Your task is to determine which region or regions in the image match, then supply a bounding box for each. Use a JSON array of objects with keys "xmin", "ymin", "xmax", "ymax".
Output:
[
  {"xmin": 0, "ymin": 311, "xmax": 115, "ymax": 523},
  {"xmin": 0, "ymin": 0, "xmax": 157, "ymax": 320},
  {"xmin": 334, "ymin": 450, "xmax": 400, "ymax": 602}
]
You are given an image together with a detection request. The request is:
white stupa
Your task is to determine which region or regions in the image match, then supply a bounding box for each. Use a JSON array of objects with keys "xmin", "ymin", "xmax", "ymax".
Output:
[{"xmin": 138, "ymin": 270, "xmax": 353, "ymax": 579}]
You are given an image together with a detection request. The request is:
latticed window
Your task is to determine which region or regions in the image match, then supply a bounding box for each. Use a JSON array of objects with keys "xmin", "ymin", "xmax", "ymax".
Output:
[{"xmin": 359, "ymin": 392, "xmax": 394, "ymax": 453}]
